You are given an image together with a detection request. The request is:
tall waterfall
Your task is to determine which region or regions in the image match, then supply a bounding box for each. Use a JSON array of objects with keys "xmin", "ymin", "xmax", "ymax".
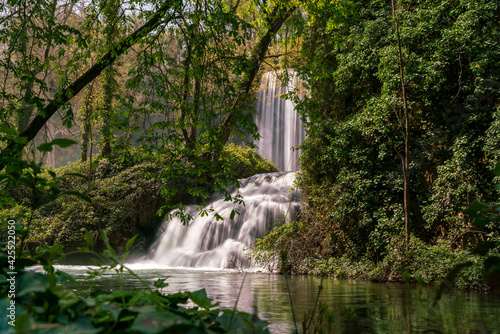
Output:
[
  {"xmin": 150, "ymin": 172, "xmax": 300, "ymax": 269},
  {"xmin": 254, "ymin": 72, "xmax": 305, "ymax": 172}
]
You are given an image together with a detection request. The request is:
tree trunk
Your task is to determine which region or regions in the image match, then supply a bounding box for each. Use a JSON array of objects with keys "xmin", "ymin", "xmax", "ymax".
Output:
[
  {"xmin": 392, "ymin": 0, "xmax": 411, "ymax": 250},
  {"xmin": 81, "ymin": 82, "xmax": 94, "ymax": 162},
  {"xmin": 99, "ymin": 0, "xmax": 120, "ymax": 157}
]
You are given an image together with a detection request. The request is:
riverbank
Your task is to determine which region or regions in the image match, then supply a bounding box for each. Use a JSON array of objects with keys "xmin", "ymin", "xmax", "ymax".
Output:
[{"xmin": 252, "ymin": 227, "xmax": 497, "ymax": 291}]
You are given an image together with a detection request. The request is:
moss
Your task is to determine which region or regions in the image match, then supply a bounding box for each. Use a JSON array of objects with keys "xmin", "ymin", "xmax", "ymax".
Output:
[{"xmin": 222, "ymin": 143, "xmax": 279, "ymax": 178}]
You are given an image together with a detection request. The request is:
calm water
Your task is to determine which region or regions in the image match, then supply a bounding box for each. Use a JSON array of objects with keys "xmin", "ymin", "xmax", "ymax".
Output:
[{"xmin": 41, "ymin": 264, "xmax": 500, "ymax": 333}]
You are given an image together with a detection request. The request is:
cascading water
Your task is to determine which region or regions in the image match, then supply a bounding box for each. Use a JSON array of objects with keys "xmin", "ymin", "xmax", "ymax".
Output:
[
  {"xmin": 150, "ymin": 172, "xmax": 300, "ymax": 269},
  {"xmin": 148, "ymin": 73, "xmax": 305, "ymax": 269},
  {"xmin": 254, "ymin": 72, "xmax": 305, "ymax": 172}
]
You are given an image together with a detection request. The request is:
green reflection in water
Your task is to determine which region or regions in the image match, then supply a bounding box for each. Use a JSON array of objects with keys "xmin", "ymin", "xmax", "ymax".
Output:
[{"xmin": 49, "ymin": 266, "xmax": 500, "ymax": 334}]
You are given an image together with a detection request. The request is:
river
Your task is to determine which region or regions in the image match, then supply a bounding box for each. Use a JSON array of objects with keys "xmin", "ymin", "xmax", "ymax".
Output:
[{"xmin": 44, "ymin": 263, "xmax": 500, "ymax": 333}]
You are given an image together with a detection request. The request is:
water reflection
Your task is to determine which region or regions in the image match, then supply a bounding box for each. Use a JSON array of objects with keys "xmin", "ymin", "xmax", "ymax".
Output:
[{"xmin": 47, "ymin": 266, "xmax": 500, "ymax": 333}]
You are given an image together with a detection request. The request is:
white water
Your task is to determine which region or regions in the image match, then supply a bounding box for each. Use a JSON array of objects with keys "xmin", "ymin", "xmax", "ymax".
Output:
[
  {"xmin": 150, "ymin": 172, "xmax": 300, "ymax": 269},
  {"xmin": 254, "ymin": 72, "xmax": 305, "ymax": 172}
]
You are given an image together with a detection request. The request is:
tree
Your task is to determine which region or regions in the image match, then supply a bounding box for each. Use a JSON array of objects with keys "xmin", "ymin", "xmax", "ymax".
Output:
[
  {"xmin": 119, "ymin": 0, "xmax": 298, "ymax": 215},
  {"xmin": 0, "ymin": 0, "xmax": 183, "ymax": 168},
  {"xmin": 80, "ymin": 82, "xmax": 95, "ymax": 162},
  {"xmin": 391, "ymin": 0, "xmax": 410, "ymax": 250},
  {"xmin": 276, "ymin": 0, "xmax": 500, "ymax": 264},
  {"xmin": 99, "ymin": 0, "xmax": 122, "ymax": 157}
]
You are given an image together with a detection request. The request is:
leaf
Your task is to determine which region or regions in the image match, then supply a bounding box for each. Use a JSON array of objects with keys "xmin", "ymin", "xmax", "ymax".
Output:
[
  {"xmin": 13, "ymin": 312, "xmax": 29, "ymax": 334},
  {"xmin": 13, "ymin": 136, "xmax": 28, "ymax": 144},
  {"xmin": 493, "ymin": 162, "xmax": 500, "ymax": 176},
  {"xmin": 16, "ymin": 272, "xmax": 49, "ymax": 297},
  {"xmin": 186, "ymin": 289, "xmax": 217, "ymax": 309},
  {"xmin": 85, "ymin": 230, "xmax": 93, "ymax": 248},
  {"xmin": 101, "ymin": 230, "xmax": 110, "ymax": 247},
  {"xmin": 57, "ymin": 290, "xmax": 80, "ymax": 309},
  {"xmin": 50, "ymin": 138, "xmax": 78, "ymax": 148},
  {"xmin": 154, "ymin": 279, "xmax": 169, "ymax": 289},
  {"xmin": 51, "ymin": 318, "xmax": 101, "ymax": 334},
  {"xmin": 131, "ymin": 311, "xmax": 189, "ymax": 334},
  {"xmin": 0, "ymin": 126, "xmax": 17, "ymax": 135},
  {"xmin": 230, "ymin": 209, "xmax": 240, "ymax": 220},
  {"xmin": 126, "ymin": 235, "xmax": 138, "ymax": 251},
  {"xmin": 98, "ymin": 304, "xmax": 122, "ymax": 322},
  {"xmin": 37, "ymin": 144, "xmax": 55, "ymax": 153},
  {"xmin": 56, "ymin": 270, "xmax": 78, "ymax": 286},
  {"xmin": 47, "ymin": 181, "xmax": 61, "ymax": 190},
  {"xmin": 37, "ymin": 138, "xmax": 77, "ymax": 152}
]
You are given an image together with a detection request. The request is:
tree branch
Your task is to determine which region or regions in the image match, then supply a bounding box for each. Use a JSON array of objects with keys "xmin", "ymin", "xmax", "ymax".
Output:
[
  {"xmin": 1, "ymin": 0, "xmax": 181, "ymax": 169},
  {"xmin": 217, "ymin": 3, "xmax": 298, "ymax": 145}
]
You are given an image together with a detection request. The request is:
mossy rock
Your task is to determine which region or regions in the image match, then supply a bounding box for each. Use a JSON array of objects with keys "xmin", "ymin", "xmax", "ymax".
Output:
[{"xmin": 223, "ymin": 143, "xmax": 279, "ymax": 179}]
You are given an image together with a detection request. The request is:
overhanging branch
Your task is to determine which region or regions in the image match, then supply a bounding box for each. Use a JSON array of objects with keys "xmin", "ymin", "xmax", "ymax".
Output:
[{"xmin": 0, "ymin": 0, "xmax": 181, "ymax": 169}]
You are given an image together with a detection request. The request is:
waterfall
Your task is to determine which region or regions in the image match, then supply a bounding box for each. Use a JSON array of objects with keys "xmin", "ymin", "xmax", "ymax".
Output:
[
  {"xmin": 150, "ymin": 172, "xmax": 300, "ymax": 269},
  {"xmin": 254, "ymin": 72, "xmax": 305, "ymax": 172}
]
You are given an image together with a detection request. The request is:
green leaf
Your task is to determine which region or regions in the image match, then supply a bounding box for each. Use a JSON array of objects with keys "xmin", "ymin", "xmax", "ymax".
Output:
[
  {"xmin": 13, "ymin": 312, "xmax": 29, "ymax": 334},
  {"xmin": 51, "ymin": 319, "xmax": 101, "ymax": 334},
  {"xmin": 47, "ymin": 181, "xmax": 61, "ymax": 190},
  {"xmin": 13, "ymin": 136, "xmax": 28, "ymax": 144},
  {"xmin": 126, "ymin": 235, "xmax": 138, "ymax": 251},
  {"xmin": 229, "ymin": 209, "xmax": 240, "ymax": 220},
  {"xmin": 98, "ymin": 304, "xmax": 122, "ymax": 322},
  {"xmin": 493, "ymin": 162, "xmax": 500, "ymax": 176},
  {"xmin": 37, "ymin": 138, "xmax": 77, "ymax": 152},
  {"xmin": 57, "ymin": 290, "xmax": 80, "ymax": 309},
  {"xmin": 0, "ymin": 126, "xmax": 17, "ymax": 135},
  {"xmin": 56, "ymin": 270, "xmax": 78, "ymax": 286},
  {"xmin": 153, "ymin": 278, "xmax": 168, "ymax": 289},
  {"xmin": 101, "ymin": 230, "xmax": 110, "ymax": 247},
  {"xmin": 131, "ymin": 311, "xmax": 189, "ymax": 334},
  {"xmin": 186, "ymin": 289, "xmax": 217, "ymax": 309},
  {"xmin": 85, "ymin": 230, "xmax": 93, "ymax": 248},
  {"xmin": 50, "ymin": 138, "xmax": 78, "ymax": 148},
  {"xmin": 16, "ymin": 272, "xmax": 49, "ymax": 297}
]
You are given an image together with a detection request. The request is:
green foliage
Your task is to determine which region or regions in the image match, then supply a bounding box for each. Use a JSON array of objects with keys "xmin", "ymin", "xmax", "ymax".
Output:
[
  {"xmin": 278, "ymin": 0, "xmax": 500, "ymax": 264},
  {"xmin": 0, "ymin": 146, "xmax": 270, "ymax": 333},
  {"xmin": 463, "ymin": 162, "xmax": 500, "ymax": 289},
  {"xmin": 378, "ymin": 235, "xmax": 487, "ymax": 288},
  {"xmin": 255, "ymin": 233, "xmax": 488, "ymax": 289},
  {"xmin": 251, "ymin": 0, "xmax": 500, "ymax": 289},
  {"xmin": 222, "ymin": 143, "xmax": 279, "ymax": 178},
  {"xmin": 0, "ymin": 234, "xmax": 270, "ymax": 334}
]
